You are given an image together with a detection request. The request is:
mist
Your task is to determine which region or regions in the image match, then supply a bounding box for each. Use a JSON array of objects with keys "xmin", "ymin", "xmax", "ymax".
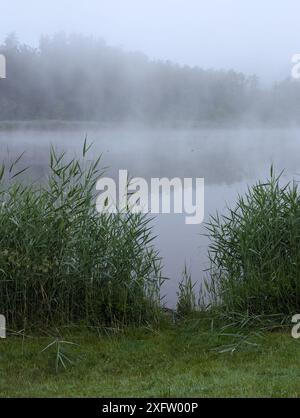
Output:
[
  {"xmin": 1, "ymin": 0, "xmax": 299, "ymax": 83},
  {"xmin": 0, "ymin": 32, "xmax": 300, "ymax": 127}
]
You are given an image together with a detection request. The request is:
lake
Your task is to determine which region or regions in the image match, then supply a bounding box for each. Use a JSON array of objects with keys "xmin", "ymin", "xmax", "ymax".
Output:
[{"xmin": 1, "ymin": 126, "xmax": 299, "ymax": 306}]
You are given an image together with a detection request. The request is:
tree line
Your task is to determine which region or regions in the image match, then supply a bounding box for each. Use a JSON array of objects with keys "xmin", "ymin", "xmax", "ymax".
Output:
[{"xmin": 0, "ymin": 33, "xmax": 299, "ymax": 126}]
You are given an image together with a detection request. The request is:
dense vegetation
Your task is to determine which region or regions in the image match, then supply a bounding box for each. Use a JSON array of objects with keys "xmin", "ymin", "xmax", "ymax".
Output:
[
  {"xmin": 1, "ymin": 33, "xmax": 300, "ymax": 125},
  {"xmin": 0, "ymin": 143, "xmax": 162, "ymax": 329},
  {"xmin": 1, "ymin": 145, "xmax": 299, "ymax": 329},
  {"xmin": 207, "ymin": 168, "xmax": 300, "ymax": 317}
]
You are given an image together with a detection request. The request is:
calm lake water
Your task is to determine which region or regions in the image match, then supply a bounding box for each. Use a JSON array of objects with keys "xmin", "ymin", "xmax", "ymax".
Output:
[{"xmin": 1, "ymin": 127, "xmax": 300, "ymax": 306}]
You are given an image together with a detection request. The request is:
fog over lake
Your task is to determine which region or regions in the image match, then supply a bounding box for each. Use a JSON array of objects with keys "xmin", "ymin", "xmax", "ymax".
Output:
[{"xmin": 1, "ymin": 126, "xmax": 299, "ymax": 306}]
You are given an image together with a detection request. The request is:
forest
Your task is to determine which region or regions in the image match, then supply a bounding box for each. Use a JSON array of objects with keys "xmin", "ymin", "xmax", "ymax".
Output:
[{"xmin": 0, "ymin": 33, "xmax": 299, "ymax": 126}]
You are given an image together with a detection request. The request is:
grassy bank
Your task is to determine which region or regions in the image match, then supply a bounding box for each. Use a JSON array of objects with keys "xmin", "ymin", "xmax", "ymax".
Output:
[{"xmin": 0, "ymin": 319, "xmax": 298, "ymax": 398}]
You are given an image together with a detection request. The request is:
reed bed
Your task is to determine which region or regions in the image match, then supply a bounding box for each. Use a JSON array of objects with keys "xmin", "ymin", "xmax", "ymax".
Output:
[
  {"xmin": 206, "ymin": 167, "xmax": 300, "ymax": 316},
  {"xmin": 0, "ymin": 142, "xmax": 163, "ymax": 329}
]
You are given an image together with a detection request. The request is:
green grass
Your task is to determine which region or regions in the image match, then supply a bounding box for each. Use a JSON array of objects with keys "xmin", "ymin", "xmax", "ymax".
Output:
[{"xmin": 0, "ymin": 319, "xmax": 299, "ymax": 398}]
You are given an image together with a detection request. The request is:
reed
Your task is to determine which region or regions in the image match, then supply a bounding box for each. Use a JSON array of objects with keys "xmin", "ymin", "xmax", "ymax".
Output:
[
  {"xmin": 0, "ymin": 142, "xmax": 163, "ymax": 329},
  {"xmin": 206, "ymin": 167, "xmax": 300, "ymax": 316},
  {"xmin": 176, "ymin": 265, "xmax": 196, "ymax": 317}
]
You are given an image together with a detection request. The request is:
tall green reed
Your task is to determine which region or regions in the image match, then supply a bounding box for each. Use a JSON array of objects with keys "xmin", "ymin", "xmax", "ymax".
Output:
[
  {"xmin": 0, "ymin": 142, "xmax": 163, "ymax": 329},
  {"xmin": 176, "ymin": 265, "xmax": 196, "ymax": 317},
  {"xmin": 206, "ymin": 167, "xmax": 300, "ymax": 316}
]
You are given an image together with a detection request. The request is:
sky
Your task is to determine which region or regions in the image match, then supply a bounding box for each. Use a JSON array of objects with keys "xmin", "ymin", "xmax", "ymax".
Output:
[{"xmin": 0, "ymin": 0, "xmax": 299, "ymax": 83}]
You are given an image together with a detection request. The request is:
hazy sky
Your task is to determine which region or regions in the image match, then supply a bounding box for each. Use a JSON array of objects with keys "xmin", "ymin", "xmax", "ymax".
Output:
[{"xmin": 1, "ymin": 0, "xmax": 299, "ymax": 82}]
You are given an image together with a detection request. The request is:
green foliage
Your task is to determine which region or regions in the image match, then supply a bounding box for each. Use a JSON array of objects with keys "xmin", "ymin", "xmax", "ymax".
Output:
[
  {"xmin": 0, "ymin": 143, "xmax": 163, "ymax": 329},
  {"xmin": 176, "ymin": 265, "xmax": 196, "ymax": 317},
  {"xmin": 206, "ymin": 168, "xmax": 300, "ymax": 316}
]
